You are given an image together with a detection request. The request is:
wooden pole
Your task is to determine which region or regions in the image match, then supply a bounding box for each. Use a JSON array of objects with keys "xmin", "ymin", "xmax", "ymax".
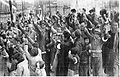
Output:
[
  {"xmin": 49, "ymin": 0, "xmax": 51, "ymax": 16},
  {"xmin": 9, "ymin": 0, "xmax": 13, "ymax": 21}
]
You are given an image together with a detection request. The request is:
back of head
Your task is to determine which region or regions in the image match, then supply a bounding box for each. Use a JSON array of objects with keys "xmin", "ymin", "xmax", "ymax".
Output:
[
  {"xmin": 100, "ymin": 9, "xmax": 107, "ymax": 16},
  {"xmin": 74, "ymin": 29, "xmax": 81, "ymax": 37},
  {"xmin": 29, "ymin": 47, "xmax": 38, "ymax": 57}
]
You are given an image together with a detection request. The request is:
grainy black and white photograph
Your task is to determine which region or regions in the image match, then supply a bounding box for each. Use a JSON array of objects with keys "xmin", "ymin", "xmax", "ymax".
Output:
[{"xmin": 0, "ymin": 0, "xmax": 119, "ymax": 76}]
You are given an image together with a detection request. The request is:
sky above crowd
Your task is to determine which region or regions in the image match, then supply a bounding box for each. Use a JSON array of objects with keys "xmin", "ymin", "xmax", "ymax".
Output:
[
  {"xmin": 1, "ymin": 0, "xmax": 117, "ymax": 15},
  {"xmin": 14, "ymin": 0, "xmax": 110, "ymax": 4}
]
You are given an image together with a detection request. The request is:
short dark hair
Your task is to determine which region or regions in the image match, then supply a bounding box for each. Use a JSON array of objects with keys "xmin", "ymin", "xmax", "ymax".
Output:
[
  {"xmin": 100, "ymin": 9, "xmax": 107, "ymax": 16},
  {"xmin": 89, "ymin": 8, "xmax": 95, "ymax": 13},
  {"xmin": 74, "ymin": 29, "xmax": 81, "ymax": 37},
  {"xmin": 71, "ymin": 9, "xmax": 76, "ymax": 13},
  {"xmin": 82, "ymin": 8, "xmax": 86, "ymax": 12}
]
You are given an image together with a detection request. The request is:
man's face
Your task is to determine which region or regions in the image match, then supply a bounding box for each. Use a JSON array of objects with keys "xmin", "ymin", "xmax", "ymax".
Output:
[
  {"xmin": 85, "ymin": 38, "xmax": 89, "ymax": 44},
  {"xmin": 94, "ymin": 28, "xmax": 101, "ymax": 35},
  {"xmin": 72, "ymin": 12, "xmax": 76, "ymax": 16},
  {"xmin": 81, "ymin": 23, "xmax": 86, "ymax": 31},
  {"xmin": 47, "ymin": 12, "xmax": 51, "ymax": 16},
  {"xmin": 56, "ymin": 12, "xmax": 59, "ymax": 16},
  {"xmin": 25, "ymin": 26, "xmax": 29, "ymax": 32},
  {"xmin": 57, "ymin": 28, "xmax": 61, "ymax": 33},
  {"xmin": 111, "ymin": 22, "xmax": 118, "ymax": 33},
  {"xmin": 90, "ymin": 12, "xmax": 95, "ymax": 16},
  {"xmin": 98, "ymin": 17, "xmax": 104, "ymax": 23}
]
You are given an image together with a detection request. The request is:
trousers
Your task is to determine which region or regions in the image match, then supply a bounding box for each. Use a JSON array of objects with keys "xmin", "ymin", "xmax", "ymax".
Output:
[
  {"xmin": 105, "ymin": 49, "xmax": 119, "ymax": 76},
  {"xmin": 91, "ymin": 50, "xmax": 103, "ymax": 76}
]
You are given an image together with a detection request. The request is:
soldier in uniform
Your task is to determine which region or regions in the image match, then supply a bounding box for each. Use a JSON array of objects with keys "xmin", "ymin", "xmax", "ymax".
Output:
[{"xmin": 88, "ymin": 27, "xmax": 104, "ymax": 76}]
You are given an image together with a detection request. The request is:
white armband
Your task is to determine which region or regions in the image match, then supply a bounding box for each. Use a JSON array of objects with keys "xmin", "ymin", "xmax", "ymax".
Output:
[
  {"xmin": 73, "ymin": 57, "xmax": 78, "ymax": 64},
  {"xmin": 57, "ymin": 44, "xmax": 61, "ymax": 49}
]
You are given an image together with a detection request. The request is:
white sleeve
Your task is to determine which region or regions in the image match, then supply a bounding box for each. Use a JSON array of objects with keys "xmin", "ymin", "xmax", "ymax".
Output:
[
  {"xmin": 38, "ymin": 48, "xmax": 43, "ymax": 61},
  {"xmin": 16, "ymin": 63, "xmax": 24, "ymax": 76},
  {"xmin": 24, "ymin": 45, "xmax": 31, "ymax": 60},
  {"xmin": 38, "ymin": 48, "xmax": 42, "ymax": 56},
  {"xmin": 51, "ymin": 26, "xmax": 57, "ymax": 34},
  {"xmin": 73, "ymin": 57, "xmax": 78, "ymax": 64}
]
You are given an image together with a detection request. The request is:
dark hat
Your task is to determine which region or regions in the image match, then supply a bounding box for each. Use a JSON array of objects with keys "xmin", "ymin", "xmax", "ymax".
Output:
[
  {"xmin": 100, "ymin": 9, "xmax": 107, "ymax": 16},
  {"xmin": 56, "ymin": 11, "xmax": 60, "ymax": 14},
  {"xmin": 71, "ymin": 9, "xmax": 76, "ymax": 13},
  {"xmin": 63, "ymin": 30, "xmax": 71, "ymax": 38},
  {"xmin": 89, "ymin": 8, "xmax": 95, "ymax": 13}
]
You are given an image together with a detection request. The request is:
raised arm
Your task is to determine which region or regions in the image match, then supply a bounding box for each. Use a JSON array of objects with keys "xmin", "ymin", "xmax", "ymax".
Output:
[
  {"xmin": 84, "ymin": 27, "xmax": 94, "ymax": 40},
  {"xmin": 26, "ymin": 35, "xmax": 35, "ymax": 45},
  {"xmin": 23, "ymin": 38, "xmax": 31, "ymax": 60}
]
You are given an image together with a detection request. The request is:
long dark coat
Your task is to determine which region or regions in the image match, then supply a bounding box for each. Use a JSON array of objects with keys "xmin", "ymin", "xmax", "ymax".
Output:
[{"xmin": 56, "ymin": 38, "xmax": 73, "ymax": 76}]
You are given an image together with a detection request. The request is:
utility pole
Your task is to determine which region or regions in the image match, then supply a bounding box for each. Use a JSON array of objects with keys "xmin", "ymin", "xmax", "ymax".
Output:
[
  {"xmin": 22, "ymin": 0, "xmax": 24, "ymax": 15},
  {"xmin": 49, "ymin": 0, "xmax": 51, "ymax": 16},
  {"xmin": 63, "ymin": 5, "xmax": 65, "ymax": 15},
  {"xmin": 41, "ymin": 2, "xmax": 43, "ymax": 20},
  {"xmin": 56, "ymin": 0, "xmax": 57, "ymax": 12},
  {"xmin": 9, "ymin": 0, "xmax": 13, "ymax": 21},
  {"xmin": 22, "ymin": 0, "xmax": 25, "ymax": 21}
]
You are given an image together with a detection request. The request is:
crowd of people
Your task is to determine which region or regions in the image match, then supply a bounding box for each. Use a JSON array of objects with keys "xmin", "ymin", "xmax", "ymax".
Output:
[{"xmin": 0, "ymin": 7, "xmax": 119, "ymax": 76}]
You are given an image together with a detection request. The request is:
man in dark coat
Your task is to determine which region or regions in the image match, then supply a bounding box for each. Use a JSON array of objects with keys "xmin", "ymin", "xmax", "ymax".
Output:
[
  {"xmin": 102, "ymin": 22, "xmax": 119, "ymax": 76},
  {"xmin": 56, "ymin": 30, "xmax": 73, "ymax": 76}
]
